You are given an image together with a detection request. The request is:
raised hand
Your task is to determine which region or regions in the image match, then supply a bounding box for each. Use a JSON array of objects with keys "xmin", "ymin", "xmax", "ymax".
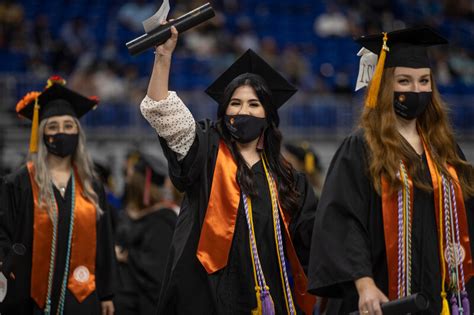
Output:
[{"xmin": 154, "ymin": 23, "xmax": 178, "ymax": 58}]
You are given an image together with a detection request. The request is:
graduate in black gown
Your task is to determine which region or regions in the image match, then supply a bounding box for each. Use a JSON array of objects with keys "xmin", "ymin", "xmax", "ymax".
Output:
[
  {"xmin": 283, "ymin": 143, "xmax": 324, "ymax": 199},
  {"xmin": 114, "ymin": 151, "xmax": 178, "ymax": 315},
  {"xmin": 0, "ymin": 76, "xmax": 117, "ymax": 315},
  {"xmin": 139, "ymin": 25, "xmax": 318, "ymax": 314},
  {"xmin": 307, "ymin": 26, "xmax": 474, "ymax": 315}
]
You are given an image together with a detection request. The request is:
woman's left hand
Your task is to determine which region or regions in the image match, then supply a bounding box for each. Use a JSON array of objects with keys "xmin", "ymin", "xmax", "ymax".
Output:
[
  {"xmin": 101, "ymin": 300, "xmax": 114, "ymax": 315},
  {"xmin": 115, "ymin": 246, "xmax": 128, "ymax": 263}
]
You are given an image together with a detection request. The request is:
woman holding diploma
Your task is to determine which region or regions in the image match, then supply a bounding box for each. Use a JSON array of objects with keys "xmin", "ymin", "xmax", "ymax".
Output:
[
  {"xmin": 307, "ymin": 26, "xmax": 474, "ymax": 315},
  {"xmin": 140, "ymin": 25, "xmax": 318, "ymax": 314}
]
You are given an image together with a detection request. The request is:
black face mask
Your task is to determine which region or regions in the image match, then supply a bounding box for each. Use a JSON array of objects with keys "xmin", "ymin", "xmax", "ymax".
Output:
[
  {"xmin": 44, "ymin": 133, "xmax": 79, "ymax": 158},
  {"xmin": 224, "ymin": 115, "xmax": 267, "ymax": 144},
  {"xmin": 393, "ymin": 91, "xmax": 432, "ymax": 120}
]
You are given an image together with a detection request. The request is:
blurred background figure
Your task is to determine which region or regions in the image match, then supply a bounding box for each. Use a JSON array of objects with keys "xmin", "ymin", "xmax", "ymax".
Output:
[
  {"xmin": 114, "ymin": 150, "xmax": 178, "ymax": 315},
  {"xmin": 284, "ymin": 142, "xmax": 324, "ymax": 198},
  {"xmin": 94, "ymin": 159, "xmax": 122, "ymax": 230}
]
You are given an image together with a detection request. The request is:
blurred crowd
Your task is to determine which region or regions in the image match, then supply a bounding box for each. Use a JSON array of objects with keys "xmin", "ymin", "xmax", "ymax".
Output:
[{"xmin": 0, "ymin": 0, "xmax": 473, "ymax": 108}]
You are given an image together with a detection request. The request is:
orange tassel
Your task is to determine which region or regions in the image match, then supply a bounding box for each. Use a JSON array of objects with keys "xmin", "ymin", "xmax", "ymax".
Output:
[
  {"xmin": 29, "ymin": 98, "xmax": 40, "ymax": 153},
  {"xmin": 365, "ymin": 32, "xmax": 389, "ymax": 108}
]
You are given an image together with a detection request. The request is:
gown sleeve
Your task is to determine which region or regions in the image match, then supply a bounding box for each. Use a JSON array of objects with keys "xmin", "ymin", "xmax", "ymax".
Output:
[
  {"xmin": 307, "ymin": 132, "xmax": 374, "ymax": 297},
  {"xmin": 0, "ymin": 168, "xmax": 34, "ymax": 311},
  {"xmin": 289, "ymin": 172, "xmax": 319, "ymax": 273},
  {"xmin": 0, "ymin": 176, "xmax": 14, "ymax": 274},
  {"xmin": 95, "ymin": 183, "xmax": 118, "ymax": 301},
  {"xmin": 159, "ymin": 119, "xmax": 219, "ymax": 192},
  {"xmin": 0, "ymin": 172, "xmax": 26, "ymax": 277},
  {"xmin": 455, "ymin": 143, "xmax": 474, "ymax": 281}
]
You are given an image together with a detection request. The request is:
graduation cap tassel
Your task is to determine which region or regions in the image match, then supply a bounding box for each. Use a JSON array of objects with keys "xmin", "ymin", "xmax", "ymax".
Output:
[
  {"xmin": 461, "ymin": 291, "xmax": 470, "ymax": 315},
  {"xmin": 29, "ymin": 97, "xmax": 40, "ymax": 153},
  {"xmin": 365, "ymin": 32, "xmax": 389, "ymax": 108},
  {"xmin": 451, "ymin": 295, "xmax": 460, "ymax": 315},
  {"xmin": 261, "ymin": 289, "xmax": 275, "ymax": 315},
  {"xmin": 143, "ymin": 166, "xmax": 152, "ymax": 207},
  {"xmin": 301, "ymin": 142, "xmax": 315, "ymax": 174},
  {"xmin": 304, "ymin": 152, "xmax": 315, "ymax": 175}
]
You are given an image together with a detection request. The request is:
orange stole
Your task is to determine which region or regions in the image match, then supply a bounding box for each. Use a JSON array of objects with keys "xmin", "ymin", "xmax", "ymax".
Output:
[
  {"xmin": 381, "ymin": 148, "xmax": 474, "ymax": 300},
  {"xmin": 381, "ymin": 173, "xmax": 413, "ymax": 300},
  {"xmin": 27, "ymin": 162, "xmax": 97, "ymax": 308},
  {"xmin": 196, "ymin": 141, "xmax": 316, "ymax": 314}
]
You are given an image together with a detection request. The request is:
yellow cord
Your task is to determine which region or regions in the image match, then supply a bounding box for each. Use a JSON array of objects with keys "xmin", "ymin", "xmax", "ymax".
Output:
[
  {"xmin": 247, "ymin": 197, "xmax": 263, "ymax": 315},
  {"xmin": 435, "ymin": 164, "xmax": 450, "ymax": 315},
  {"xmin": 262, "ymin": 153, "xmax": 295, "ymax": 314},
  {"xmin": 401, "ymin": 164, "xmax": 407, "ymax": 297}
]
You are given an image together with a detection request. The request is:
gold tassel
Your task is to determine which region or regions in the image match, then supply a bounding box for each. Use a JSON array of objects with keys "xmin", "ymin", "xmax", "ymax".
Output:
[
  {"xmin": 251, "ymin": 286, "xmax": 263, "ymax": 315},
  {"xmin": 440, "ymin": 292, "xmax": 450, "ymax": 315},
  {"xmin": 304, "ymin": 152, "xmax": 315, "ymax": 174},
  {"xmin": 29, "ymin": 98, "xmax": 40, "ymax": 153},
  {"xmin": 365, "ymin": 32, "xmax": 389, "ymax": 108},
  {"xmin": 302, "ymin": 142, "xmax": 315, "ymax": 174}
]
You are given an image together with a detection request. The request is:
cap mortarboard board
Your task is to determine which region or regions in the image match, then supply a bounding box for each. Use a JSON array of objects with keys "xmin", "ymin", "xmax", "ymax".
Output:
[
  {"xmin": 205, "ymin": 49, "xmax": 297, "ymax": 109},
  {"xmin": 133, "ymin": 152, "xmax": 168, "ymax": 187},
  {"xmin": 284, "ymin": 142, "xmax": 322, "ymax": 174},
  {"xmin": 15, "ymin": 75, "xmax": 99, "ymax": 153},
  {"xmin": 356, "ymin": 26, "xmax": 447, "ymax": 69},
  {"xmin": 354, "ymin": 26, "xmax": 447, "ymax": 108},
  {"xmin": 130, "ymin": 151, "xmax": 168, "ymax": 207}
]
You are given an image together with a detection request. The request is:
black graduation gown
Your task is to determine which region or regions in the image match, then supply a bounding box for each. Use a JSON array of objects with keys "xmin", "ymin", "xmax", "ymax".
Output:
[
  {"xmin": 0, "ymin": 166, "xmax": 117, "ymax": 315},
  {"xmin": 114, "ymin": 207, "xmax": 177, "ymax": 315},
  {"xmin": 307, "ymin": 129, "xmax": 474, "ymax": 314},
  {"xmin": 156, "ymin": 120, "xmax": 318, "ymax": 315}
]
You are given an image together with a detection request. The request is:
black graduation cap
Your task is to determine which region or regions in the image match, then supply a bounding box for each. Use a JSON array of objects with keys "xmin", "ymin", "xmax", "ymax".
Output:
[
  {"xmin": 205, "ymin": 49, "xmax": 297, "ymax": 109},
  {"xmin": 17, "ymin": 79, "xmax": 98, "ymax": 121},
  {"xmin": 15, "ymin": 76, "xmax": 98, "ymax": 153},
  {"xmin": 133, "ymin": 152, "xmax": 168, "ymax": 187},
  {"xmin": 94, "ymin": 161, "xmax": 112, "ymax": 185},
  {"xmin": 354, "ymin": 26, "xmax": 447, "ymax": 108},
  {"xmin": 355, "ymin": 25, "xmax": 448, "ymax": 69},
  {"xmin": 284, "ymin": 143, "xmax": 322, "ymax": 174}
]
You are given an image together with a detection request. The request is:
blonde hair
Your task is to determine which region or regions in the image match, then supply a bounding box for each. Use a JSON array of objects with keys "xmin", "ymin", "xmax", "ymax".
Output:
[{"xmin": 29, "ymin": 117, "xmax": 102, "ymax": 217}]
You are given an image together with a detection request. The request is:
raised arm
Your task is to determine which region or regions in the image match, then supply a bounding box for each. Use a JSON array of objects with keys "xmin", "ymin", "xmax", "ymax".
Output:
[
  {"xmin": 147, "ymin": 25, "xmax": 177, "ymax": 101},
  {"xmin": 140, "ymin": 25, "xmax": 196, "ymax": 160}
]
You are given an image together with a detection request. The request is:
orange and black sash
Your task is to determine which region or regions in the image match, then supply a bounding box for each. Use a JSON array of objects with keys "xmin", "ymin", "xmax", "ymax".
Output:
[
  {"xmin": 27, "ymin": 162, "xmax": 97, "ymax": 309},
  {"xmin": 381, "ymin": 147, "xmax": 474, "ymax": 300},
  {"xmin": 196, "ymin": 141, "xmax": 316, "ymax": 314}
]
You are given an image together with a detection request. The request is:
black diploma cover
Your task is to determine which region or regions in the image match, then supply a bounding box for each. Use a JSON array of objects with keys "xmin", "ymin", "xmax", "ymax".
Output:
[
  {"xmin": 348, "ymin": 293, "xmax": 429, "ymax": 315},
  {"xmin": 126, "ymin": 2, "xmax": 215, "ymax": 56}
]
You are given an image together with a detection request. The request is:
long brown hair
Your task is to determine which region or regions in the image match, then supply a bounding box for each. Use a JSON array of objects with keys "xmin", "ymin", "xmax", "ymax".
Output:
[
  {"xmin": 359, "ymin": 67, "xmax": 474, "ymax": 197},
  {"xmin": 216, "ymin": 73, "xmax": 300, "ymax": 214}
]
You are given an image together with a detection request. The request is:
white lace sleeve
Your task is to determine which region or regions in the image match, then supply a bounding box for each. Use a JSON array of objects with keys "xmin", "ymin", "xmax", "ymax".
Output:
[{"xmin": 140, "ymin": 92, "xmax": 196, "ymax": 160}]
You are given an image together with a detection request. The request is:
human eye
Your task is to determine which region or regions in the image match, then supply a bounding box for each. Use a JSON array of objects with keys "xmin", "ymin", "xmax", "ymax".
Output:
[
  {"xmin": 65, "ymin": 125, "xmax": 75, "ymax": 131},
  {"xmin": 46, "ymin": 124, "xmax": 58, "ymax": 132},
  {"xmin": 420, "ymin": 78, "xmax": 430, "ymax": 85}
]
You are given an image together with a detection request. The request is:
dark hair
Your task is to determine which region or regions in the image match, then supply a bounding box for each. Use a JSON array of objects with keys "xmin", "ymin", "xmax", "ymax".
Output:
[{"xmin": 216, "ymin": 73, "xmax": 300, "ymax": 214}]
